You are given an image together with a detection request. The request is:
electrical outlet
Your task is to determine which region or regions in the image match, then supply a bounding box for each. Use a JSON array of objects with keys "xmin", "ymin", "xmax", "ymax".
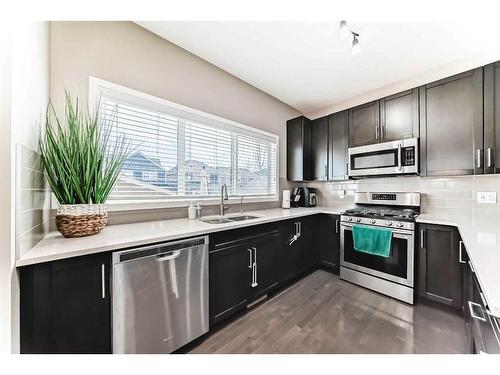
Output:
[{"xmin": 477, "ymin": 192, "xmax": 497, "ymax": 204}]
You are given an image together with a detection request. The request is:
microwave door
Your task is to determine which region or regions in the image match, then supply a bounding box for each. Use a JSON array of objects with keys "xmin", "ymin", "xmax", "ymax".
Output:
[{"xmin": 349, "ymin": 148, "xmax": 400, "ymax": 177}]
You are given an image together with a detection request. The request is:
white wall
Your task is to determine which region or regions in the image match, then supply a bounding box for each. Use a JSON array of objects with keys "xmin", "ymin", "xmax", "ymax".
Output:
[
  {"xmin": 50, "ymin": 21, "xmax": 300, "ymax": 178},
  {"xmin": 0, "ymin": 21, "xmax": 50, "ymax": 354},
  {"xmin": 0, "ymin": 21, "xmax": 13, "ymax": 355}
]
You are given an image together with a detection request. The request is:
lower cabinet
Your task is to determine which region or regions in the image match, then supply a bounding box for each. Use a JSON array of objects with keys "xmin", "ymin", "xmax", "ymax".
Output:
[
  {"xmin": 279, "ymin": 216, "xmax": 318, "ymax": 284},
  {"xmin": 318, "ymin": 214, "xmax": 340, "ymax": 274},
  {"xmin": 20, "ymin": 253, "xmax": 111, "ymax": 354},
  {"xmin": 418, "ymin": 224, "xmax": 462, "ymax": 309},
  {"xmin": 209, "ymin": 226, "xmax": 282, "ymax": 326}
]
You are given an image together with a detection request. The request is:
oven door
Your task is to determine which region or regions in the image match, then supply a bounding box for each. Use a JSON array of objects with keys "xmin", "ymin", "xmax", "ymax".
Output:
[
  {"xmin": 340, "ymin": 223, "xmax": 414, "ymax": 287},
  {"xmin": 348, "ymin": 138, "xmax": 418, "ymax": 177}
]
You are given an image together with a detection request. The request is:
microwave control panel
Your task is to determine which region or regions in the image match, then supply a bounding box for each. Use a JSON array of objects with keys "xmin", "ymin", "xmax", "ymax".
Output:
[{"xmin": 401, "ymin": 146, "xmax": 415, "ymax": 166}]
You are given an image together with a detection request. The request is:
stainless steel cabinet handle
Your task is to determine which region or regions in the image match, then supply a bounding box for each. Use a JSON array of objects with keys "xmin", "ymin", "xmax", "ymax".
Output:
[
  {"xmin": 468, "ymin": 301, "xmax": 487, "ymax": 322},
  {"xmin": 248, "ymin": 248, "xmax": 253, "ymax": 269},
  {"xmin": 381, "ymin": 125, "xmax": 385, "ymax": 140},
  {"xmin": 476, "ymin": 149, "xmax": 482, "ymax": 168},
  {"xmin": 487, "ymin": 148, "xmax": 493, "ymax": 168},
  {"xmin": 469, "ymin": 260, "xmax": 476, "ymax": 273},
  {"xmin": 335, "ymin": 219, "xmax": 339, "ymax": 234},
  {"xmin": 252, "ymin": 262, "xmax": 258, "ymax": 287},
  {"xmin": 375, "ymin": 126, "xmax": 379, "ymax": 141},
  {"xmin": 420, "ymin": 229, "xmax": 425, "ymax": 247},
  {"xmin": 459, "ymin": 241, "xmax": 466, "ymax": 264},
  {"xmin": 101, "ymin": 264, "xmax": 106, "ymax": 299},
  {"xmin": 324, "ymin": 165, "xmax": 328, "ymax": 180},
  {"xmin": 397, "ymin": 144, "xmax": 402, "ymax": 171},
  {"xmin": 345, "ymin": 163, "xmax": 349, "ymax": 176},
  {"xmin": 298, "ymin": 221, "xmax": 301, "ymax": 236}
]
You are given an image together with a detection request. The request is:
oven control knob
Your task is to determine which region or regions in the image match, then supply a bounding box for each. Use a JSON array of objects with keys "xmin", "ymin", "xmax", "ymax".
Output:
[
  {"xmin": 369, "ymin": 219, "xmax": 376, "ymax": 224},
  {"xmin": 347, "ymin": 216, "xmax": 352, "ymax": 222},
  {"xmin": 397, "ymin": 222, "xmax": 404, "ymax": 228},
  {"xmin": 385, "ymin": 221, "xmax": 393, "ymax": 226},
  {"xmin": 356, "ymin": 218, "xmax": 361, "ymax": 223}
]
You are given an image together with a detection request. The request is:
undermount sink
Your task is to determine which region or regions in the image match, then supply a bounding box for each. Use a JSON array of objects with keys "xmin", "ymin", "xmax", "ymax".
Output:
[
  {"xmin": 226, "ymin": 215, "xmax": 259, "ymax": 221},
  {"xmin": 201, "ymin": 218, "xmax": 233, "ymax": 224},
  {"xmin": 200, "ymin": 215, "xmax": 259, "ymax": 224}
]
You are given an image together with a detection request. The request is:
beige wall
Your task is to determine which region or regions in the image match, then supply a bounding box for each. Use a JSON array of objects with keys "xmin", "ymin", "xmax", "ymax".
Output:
[{"xmin": 50, "ymin": 21, "xmax": 300, "ymax": 178}]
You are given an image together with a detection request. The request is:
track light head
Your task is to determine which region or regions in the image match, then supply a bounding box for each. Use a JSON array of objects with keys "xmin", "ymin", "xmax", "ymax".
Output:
[
  {"xmin": 339, "ymin": 20, "xmax": 349, "ymax": 40},
  {"xmin": 352, "ymin": 34, "xmax": 360, "ymax": 56}
]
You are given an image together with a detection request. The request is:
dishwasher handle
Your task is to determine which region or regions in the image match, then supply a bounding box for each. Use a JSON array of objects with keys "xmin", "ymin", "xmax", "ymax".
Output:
[{"xmin": 156, "ymin": 250, "xmax": 181, "ymax": 262}]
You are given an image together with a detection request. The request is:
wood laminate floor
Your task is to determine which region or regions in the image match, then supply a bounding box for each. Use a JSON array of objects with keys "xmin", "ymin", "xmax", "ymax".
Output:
[{"xmin": 190, "ymin": 270, "xmax": 470, "ymax": 354}]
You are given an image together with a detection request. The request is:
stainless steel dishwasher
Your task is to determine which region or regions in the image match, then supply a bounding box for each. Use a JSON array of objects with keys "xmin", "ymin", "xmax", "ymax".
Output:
[{"xmin": 112, "ymin": 236, "xmax": 209, "ymax": 353}]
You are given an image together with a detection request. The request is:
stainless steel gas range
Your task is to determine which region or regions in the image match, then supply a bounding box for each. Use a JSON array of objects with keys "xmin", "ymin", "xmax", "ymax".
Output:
[{"xmin": 340, "ymin": 192, "xmax": 421, "ymax": 304}]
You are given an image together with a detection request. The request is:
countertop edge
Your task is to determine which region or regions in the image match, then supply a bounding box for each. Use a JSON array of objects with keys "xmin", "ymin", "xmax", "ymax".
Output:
[{"xmin": 16, "ymin": 208, "xmax": 344, "ymax": 268}]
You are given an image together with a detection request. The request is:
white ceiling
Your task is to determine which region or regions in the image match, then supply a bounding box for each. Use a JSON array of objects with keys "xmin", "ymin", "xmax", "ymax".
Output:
[{"xmin": 137, "ymin": 21, "xmax": 500, "ymax": 116}]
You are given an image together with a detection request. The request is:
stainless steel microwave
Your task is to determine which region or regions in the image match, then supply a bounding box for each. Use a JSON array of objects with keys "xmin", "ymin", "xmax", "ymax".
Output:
[{"xmin": 348, "ymin": 137, "xmax": 419, "ymax": 178}]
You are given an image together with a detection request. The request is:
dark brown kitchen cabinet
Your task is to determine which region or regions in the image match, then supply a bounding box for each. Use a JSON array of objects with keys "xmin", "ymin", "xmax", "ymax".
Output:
[
  {"xmin": 311, "ymin": 116, "xmax": 329, "ymax": 180},
  {"xmin": 318, "ymin": 214, "xmax": 340, "ymax": 274},
  {"xmin": 380, "ymin": 88, "xmax": 419, "ymax": 142},
  {"xmin": 279, "ymin": 216, "xmax": 318, "ymax": 284},
  {"xmin": 419, "ymin": 68, "xmax": 484, "ymax": 176},
  {"xmin": 209, "ymin": 227, "xmax": 281, "ymax": 326},
  {"xmin": 418, "ymin": 224, "xmax": 462, "ymax": 309},
  {"xmin": 328, "ymin": 111, "xmax": 349, "ymax": 180},
  {"xmin": 348, "ymin": 100, "xmax": 380, "ymax": 147},
  {"xmin": 287, "ymin": 116, "xmax": 312, "ymax": 181},
  {"xmin": 20, "ymin": 253, "xmax": 111, "ymax": 354},
  {"xmin": 483, "ymin": 61, "xmax": 500, "ymax": 174}
]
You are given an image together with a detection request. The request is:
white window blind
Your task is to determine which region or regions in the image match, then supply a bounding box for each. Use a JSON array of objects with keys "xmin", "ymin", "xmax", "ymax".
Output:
[{"xmin": 97, "ymin": 82, "xmax": 278, "ymax": 203}]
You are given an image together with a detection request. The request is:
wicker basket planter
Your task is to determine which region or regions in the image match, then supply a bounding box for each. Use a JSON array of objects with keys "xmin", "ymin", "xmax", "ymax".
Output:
[{"xmin": 56, "ymin": 204, "xmax": 108, "ymax": 238}]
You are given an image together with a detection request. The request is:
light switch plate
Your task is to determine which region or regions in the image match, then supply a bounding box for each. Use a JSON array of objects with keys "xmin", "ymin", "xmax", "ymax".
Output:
[{"xmin": 477, "ymin": 192, "xmax": 497, "ymax": 204}]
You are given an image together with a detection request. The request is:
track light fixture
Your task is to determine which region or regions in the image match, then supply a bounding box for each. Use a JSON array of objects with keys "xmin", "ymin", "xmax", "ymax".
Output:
[{"xmin": 339, "ymin": 20, "xmax": 360, "ymax": 56}]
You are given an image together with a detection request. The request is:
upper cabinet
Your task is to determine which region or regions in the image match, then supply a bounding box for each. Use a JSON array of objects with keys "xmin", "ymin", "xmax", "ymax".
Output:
[
  {"xmin": 311, "ymin": 116, "xmax": 329, "ymax": 180},
  {"xmin": 286, "ymin": 116, "xmax": 312, "ymax": 181},
  {"xmin": 348, "ymin": 89, "xmax": 419, "ymax": 148},
  {"xmin": 484, "ymin": 62, "xmax": 500, "ymax": 174},
  {"xmin": 380, "ymin": 88, "xmax": 419, "ymax": 142},
  {"xmin": 328, "ymin": 111, "xmax": 349, "ymax": 180},
  {"xmin": 419, "ymin": 68, "xmax": 483, "ymax": 176},
  {"xmin": 348, "ymin": 100, "xmax": 380, "ymax": 147}
]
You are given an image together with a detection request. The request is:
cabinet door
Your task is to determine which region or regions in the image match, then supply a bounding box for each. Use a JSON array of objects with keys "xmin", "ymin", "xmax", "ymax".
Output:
[
  {"xmin": 419, "ymin": 68, "xmax": 483, "ymax": 176},
  {"xmin": 209, "ymin": 242, "xmax": 251, "ymax": 325},
  {"xmin": 380, "ymin": 88, "xmax": 419, "ymax": 142},
  {"xmin": 328, "ymin": 111, "xmax": 349, "ymax": 180},
  {"xmin": 418, "ymin": 224, "xmax": 462, "ymax": 309},
  {"xmin": 250, "ymin": 231, "xmax": 281, "ymax": 300},
  {"xmin": 286, "ymin": 116, "xmax": 312, "ymax": 181},
  {"xmin": 483, "ymin": 62, "xmax": 500, "ymax": 174},
  {"xmin": 279, "ymin": 219, "xmax": 302, "ymax": 284},
  {"xmin": 311, "ymin": 116, "xmax": 329, "ymax": 180},
  {"xmin": 297, "ymin": 216, "xmax": 319, "ymax": 274},
  {"xmin": 20, "ymin": 253, "xmax": 111, "ymax": 354},
  {"xmin": 348, "ymin": 100, "xmax": 380, "ymax": 147},
  {"xmin": 319, "ymin": 214, "xmax": 340, "ymax": 274}
]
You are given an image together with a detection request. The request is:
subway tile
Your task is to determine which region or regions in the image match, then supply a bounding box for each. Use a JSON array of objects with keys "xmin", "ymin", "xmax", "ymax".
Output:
[{"xmin": 445, "ymin": 199, "xmax": 473, "ymax": 209}]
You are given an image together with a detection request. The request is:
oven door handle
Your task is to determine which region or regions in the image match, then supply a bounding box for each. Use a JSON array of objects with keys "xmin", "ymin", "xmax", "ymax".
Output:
[{"xmin": 341, "ymin": 223, "xmax": 413, "ymax": 236}]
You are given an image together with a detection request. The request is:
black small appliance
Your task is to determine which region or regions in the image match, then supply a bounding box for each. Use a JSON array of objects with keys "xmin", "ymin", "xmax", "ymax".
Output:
[{"xmin": 290, "ymin": 187, "xmax": 317, "ymax": 207}]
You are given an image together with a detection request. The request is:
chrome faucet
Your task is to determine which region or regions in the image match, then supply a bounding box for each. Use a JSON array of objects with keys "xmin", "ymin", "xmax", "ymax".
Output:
[{"xmin": 220, "ymin": 184, "xmax": 230, "ymax": 216}]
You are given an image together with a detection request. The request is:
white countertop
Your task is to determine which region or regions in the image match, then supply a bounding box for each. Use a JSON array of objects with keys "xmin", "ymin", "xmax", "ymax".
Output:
[
  {"xmin": 16, "ymin": 207, "xmax": 344, "ymax": 267},
  {"xmin": 417, "ymin": 213, "xmax": 500, "ymax": 318},
  {"xmin": 17, "ymin": 207, "xmax": 500, "ymax": 318}
]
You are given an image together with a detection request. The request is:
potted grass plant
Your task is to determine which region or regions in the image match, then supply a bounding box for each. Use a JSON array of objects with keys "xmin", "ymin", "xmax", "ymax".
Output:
[{"xmin": 39, "ymin": 93, "xmax": 131, "ymax": 238}]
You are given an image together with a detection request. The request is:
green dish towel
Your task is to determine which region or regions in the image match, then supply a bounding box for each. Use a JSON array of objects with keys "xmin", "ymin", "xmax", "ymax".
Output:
[{"xmin": 352, "ymin": 225, "xmax": 393, "ymax": 258}]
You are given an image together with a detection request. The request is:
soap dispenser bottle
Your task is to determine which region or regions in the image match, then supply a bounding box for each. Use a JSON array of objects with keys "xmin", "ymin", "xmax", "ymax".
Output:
[{"xmin": 188, "ymin": 201, "xmax": 196, "ymax": 220}]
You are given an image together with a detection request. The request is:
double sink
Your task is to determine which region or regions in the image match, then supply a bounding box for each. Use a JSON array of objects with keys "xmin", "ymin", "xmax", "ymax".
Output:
[{"xmin": 201, "ymin": 215, "xmax": 259, "ymax": 224}]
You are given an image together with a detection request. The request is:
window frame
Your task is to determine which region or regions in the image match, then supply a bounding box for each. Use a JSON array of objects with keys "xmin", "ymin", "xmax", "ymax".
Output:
[{"xmin": 88, "ymin": 76, "xmax": 280, "ymax": 211}]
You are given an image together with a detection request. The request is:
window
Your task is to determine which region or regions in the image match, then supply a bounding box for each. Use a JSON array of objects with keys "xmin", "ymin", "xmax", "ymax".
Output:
[{"xmin": 90, "ymin": 77, "xmax": 279, "ymax": 206}]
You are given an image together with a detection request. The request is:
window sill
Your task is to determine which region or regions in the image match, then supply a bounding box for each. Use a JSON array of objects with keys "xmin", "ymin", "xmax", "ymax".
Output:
[{"xmin": 105, "ymin": 195, "xmax": 279, "ymax": 212}]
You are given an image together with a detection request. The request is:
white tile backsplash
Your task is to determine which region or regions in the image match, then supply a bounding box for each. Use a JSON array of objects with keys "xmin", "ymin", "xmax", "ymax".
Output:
[
  {"xmin": 16, "ymin": 144, "xmax": 50, "ymax": 258},
  {"xmin": 298, "ymin": 174, "xmax": 500, "ymax": 217}
]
